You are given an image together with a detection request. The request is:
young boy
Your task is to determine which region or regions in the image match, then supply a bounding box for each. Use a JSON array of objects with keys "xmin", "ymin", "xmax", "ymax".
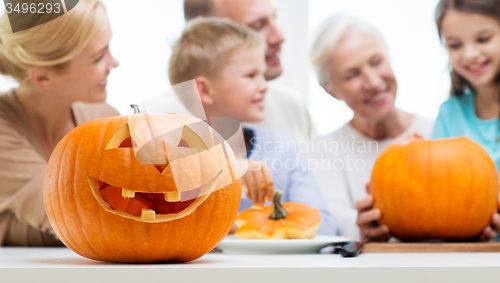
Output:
[{"xmin": 167, "ymin": 17, "xmax": 335, "ymax": 235}]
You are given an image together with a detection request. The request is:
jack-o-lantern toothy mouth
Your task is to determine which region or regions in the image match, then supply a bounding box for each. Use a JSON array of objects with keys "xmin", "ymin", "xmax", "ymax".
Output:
[
  {"xmin": 99, "ymin": 184, "xmax": 199, "ymax": 219},
  {"xmin": 87, "ymin": 171, "xmax": 222, "ymax": 222}
]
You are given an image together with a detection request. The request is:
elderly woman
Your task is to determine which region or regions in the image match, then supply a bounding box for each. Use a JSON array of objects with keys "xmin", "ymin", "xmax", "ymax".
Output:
[
  {"xmin": 0, "ymin": 0, "xmax": 119, "ymax": 246},
  {"xmin": 307, "ymin": 14, "xmax": 434, "ymax": 241}
]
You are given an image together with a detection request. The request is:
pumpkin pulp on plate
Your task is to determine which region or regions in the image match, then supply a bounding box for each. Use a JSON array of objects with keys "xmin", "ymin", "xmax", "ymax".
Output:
[{"xmin": 234, "ymin": 190, "xmax": 320, "ymax": 239}]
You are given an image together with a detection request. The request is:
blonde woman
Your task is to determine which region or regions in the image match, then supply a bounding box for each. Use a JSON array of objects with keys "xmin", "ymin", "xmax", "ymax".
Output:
[{"xmin": 0, "ymin": 0, "xmax": 119, "ymax": 246}]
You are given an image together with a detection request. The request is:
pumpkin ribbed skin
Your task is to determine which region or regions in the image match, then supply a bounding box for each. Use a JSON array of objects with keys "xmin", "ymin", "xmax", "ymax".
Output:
[
  {"xmin": 371, "ymin": 137, "xmax": 499, "ymax": 241},
  {"xmin": 44, "ymin": 114, "xmax": 241, "ymax": 263}
]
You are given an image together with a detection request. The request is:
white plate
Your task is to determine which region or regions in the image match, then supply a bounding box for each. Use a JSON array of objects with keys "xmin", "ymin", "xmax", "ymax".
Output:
[{"xmin": 216, "ymin": 235, "xmax": 349, "ymax": 254}]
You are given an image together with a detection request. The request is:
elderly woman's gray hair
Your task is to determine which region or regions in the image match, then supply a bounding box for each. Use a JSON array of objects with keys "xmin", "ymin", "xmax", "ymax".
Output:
[{"xmin": 309, "ymin": 14, "xmax": 388, "ymax": 89}]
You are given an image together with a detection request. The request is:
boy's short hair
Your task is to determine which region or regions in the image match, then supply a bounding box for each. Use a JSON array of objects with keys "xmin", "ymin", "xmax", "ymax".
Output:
[{"xmin": 168, "ymin": 17, "xmax": 265, "ymax": 86}]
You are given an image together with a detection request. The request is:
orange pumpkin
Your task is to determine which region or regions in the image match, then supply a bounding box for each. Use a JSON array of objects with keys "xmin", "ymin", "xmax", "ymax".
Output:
[
  {"xmin": 234, "ymin": 190, "xmax": 320, "ymax": 239},
  {"xmin": 371, "ymin": 137, "xmax": 499, "ymax": 241},
  {"xmin": 44, "ymin": 109, "xmax": 241, "ymax": 263}
]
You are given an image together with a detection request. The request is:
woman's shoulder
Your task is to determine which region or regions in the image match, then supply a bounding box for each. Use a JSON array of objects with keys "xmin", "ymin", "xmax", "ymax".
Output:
[
  {"xmin": 72, "ymin": 101, "xmax": 120, "ymax": 125},
  {"xmin": 0, "ymin": 88, "xmax": 15, "ymax": 101},
  {"xmin": 306, "ymin": 124, "xmax": 357, "ymax": 158},
  {"xmin": 0, "ymin": 91, "xmax": 34, "ymax": 149},
  {"xmin": 0, "ymin": 89, "xmax": 24, "ymax": 126},
  {"xmin": 0, "ymin": 89, "xmax": 18, "ymax": 111},
  {"xmin": 312, "ymin": 123, "xmax": 359, "ymax": 143}
]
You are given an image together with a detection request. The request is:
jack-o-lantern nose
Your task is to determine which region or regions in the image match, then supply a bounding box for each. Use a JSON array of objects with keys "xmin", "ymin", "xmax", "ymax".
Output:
[
  {"xmin": 154, "ymin": 164, "xmax": 168, "ymax": 174},
  {"xmin": 178, "ymin": 139, "xmax": 189, "ymax": 148}
]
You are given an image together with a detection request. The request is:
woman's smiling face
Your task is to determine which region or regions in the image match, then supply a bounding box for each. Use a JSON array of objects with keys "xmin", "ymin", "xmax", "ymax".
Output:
[
  {"xmin": 324, "ymin": 31, "xmax": 397, "ymax": 122},
  {"xmin": 48, "ymin": 21, "xmax": 119, "ymax": 103},
  {"xmin": 441, "ymin": 9, "xmax": 500, "ymax": 89}
]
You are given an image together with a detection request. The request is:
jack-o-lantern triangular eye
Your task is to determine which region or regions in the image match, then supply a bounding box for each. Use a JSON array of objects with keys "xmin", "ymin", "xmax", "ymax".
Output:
[
  {"xmin": 105, "ymin": 124, "xmax": 143, "ymax": 150},
  {"xmin": 177, "ymin": 125, "xmax": 209, "ymax": 150},
  {"xmin": 118, "ymin": 137, "xmax": 136, "ymax": 148}
]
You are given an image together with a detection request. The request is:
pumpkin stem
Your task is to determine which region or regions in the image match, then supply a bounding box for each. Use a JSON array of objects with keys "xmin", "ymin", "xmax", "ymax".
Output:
[
  {"xmin": 269, "ymin": 190, "xmax": 288, "ymax": 220},
  {"xmin": 130, "ymin": 104, "xmax": 141, "ymax": 114}
]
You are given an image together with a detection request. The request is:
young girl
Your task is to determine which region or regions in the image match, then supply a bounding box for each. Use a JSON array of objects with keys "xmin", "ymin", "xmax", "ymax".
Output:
[
  {"xmin": 433, "ymin": 0, "xmax": 500, "ymax": 172},
  {"xmin": 357, "ymin": 0, "xmax": 500, "ymax": 242}
]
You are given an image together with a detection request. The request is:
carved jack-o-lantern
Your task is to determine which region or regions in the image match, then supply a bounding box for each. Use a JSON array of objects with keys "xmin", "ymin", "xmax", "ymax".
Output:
[{"xmin": 44, "ymin": 111, "xmax": 242, "ymax": 263}]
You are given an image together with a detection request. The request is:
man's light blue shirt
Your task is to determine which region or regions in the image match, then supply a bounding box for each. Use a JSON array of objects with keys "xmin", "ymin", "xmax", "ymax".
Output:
[{"xmin": 239, "ymin": 128, "xmax": 337, "ymax": 235}]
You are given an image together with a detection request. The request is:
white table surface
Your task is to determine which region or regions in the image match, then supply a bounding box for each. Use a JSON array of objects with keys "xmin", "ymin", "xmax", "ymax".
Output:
[{"xmin": 2, "ymin": 247, "xmax": 500, "ymax": 283}]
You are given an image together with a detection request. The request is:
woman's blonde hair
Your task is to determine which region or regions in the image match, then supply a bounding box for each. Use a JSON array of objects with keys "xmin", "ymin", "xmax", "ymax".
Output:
[
  {"xmin": 309, "ymin": 14, "xmax": 387, "ymax": 89},
  {"xmin": 0, "ymin": 0, "xmax": 107, "ymax": 83},
  {"xmin": 168, "ymin": 17, "xmax": 265, "ymax": 86}
]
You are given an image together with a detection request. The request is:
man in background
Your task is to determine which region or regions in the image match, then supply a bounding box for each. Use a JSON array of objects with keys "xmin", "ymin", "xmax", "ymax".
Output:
[{"xmin": 143, "ymin": 0, "xmax": 316, "ymax": 142}]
